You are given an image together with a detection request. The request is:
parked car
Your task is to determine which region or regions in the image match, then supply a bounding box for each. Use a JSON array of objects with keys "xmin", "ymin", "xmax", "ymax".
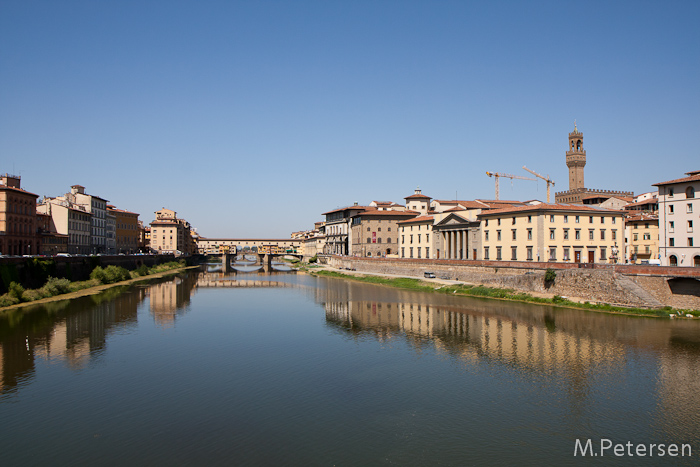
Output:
[{"xmin": 424, "ymin": 272, "xmax": 436, "ymax": 278}]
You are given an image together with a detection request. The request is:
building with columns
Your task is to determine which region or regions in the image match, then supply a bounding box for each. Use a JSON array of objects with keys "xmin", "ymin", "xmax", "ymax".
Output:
[{"xmin": 555, "ymin": 124, "xmax": 633, "ymax": 204}]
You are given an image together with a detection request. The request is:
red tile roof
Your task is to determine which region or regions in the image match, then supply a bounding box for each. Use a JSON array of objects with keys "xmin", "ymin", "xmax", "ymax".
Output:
[
  {"xmin": 653, "ymin": 172, "xmax": 700, "ymax": 186},
  {"xmin": 478, "ymin": 203, "xmax": 625, "ymax": 217},
  {"xmin": 397, "ymin": 215, "xmax": 434, "ymax": 224},
  {"xmin": 353, "ymin": 209, "xmax": 418, "ymax": 217},
  {"xmin": 404, "ymin": 194, "xmax": 432, "ymax": 200},
  {"xmin": 322, "ymin": 206, "xmax": 371, "ymax": 215}
]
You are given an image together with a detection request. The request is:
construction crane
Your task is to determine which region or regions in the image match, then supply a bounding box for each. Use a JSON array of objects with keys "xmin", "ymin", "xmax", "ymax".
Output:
[
  {"xmin": 522, "ymin": 166, "xmax": 556, "ymax": 203},
  {"xmin": 485, "ymin": 172, "xmax": 535, "ymax": 200}
]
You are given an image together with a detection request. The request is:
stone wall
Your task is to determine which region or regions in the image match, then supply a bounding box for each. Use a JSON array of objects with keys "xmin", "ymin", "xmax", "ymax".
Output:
[{"xmin": 327, "ymin": 256, "xmax": 700, "ymax": 310}]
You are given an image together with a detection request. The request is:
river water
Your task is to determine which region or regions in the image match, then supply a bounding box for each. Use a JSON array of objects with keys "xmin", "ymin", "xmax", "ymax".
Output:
[{"xmin": 1, "ymin": 267, "xmax": 699, "ymax": 466}]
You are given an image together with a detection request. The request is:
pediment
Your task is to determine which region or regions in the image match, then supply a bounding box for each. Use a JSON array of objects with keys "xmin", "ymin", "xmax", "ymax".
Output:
[{"xmin": 435, "ymin": 213, "xmax": 471, "ymax": 227}]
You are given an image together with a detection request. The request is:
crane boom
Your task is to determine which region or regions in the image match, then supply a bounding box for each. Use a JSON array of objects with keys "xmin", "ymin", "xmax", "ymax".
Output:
[
  {"xmin": 522, "ymin": 166, "xmax": 556, "ymax": 203},
  {"xmin": 486, "ymin": 171, "xmax": 536, "ymax": 200}
]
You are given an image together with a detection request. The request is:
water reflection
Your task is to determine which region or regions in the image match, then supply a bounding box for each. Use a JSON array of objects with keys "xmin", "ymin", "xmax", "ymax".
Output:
[{"xmin": 318, "ymin": 276, "xmax": 700, "ymax": 443}]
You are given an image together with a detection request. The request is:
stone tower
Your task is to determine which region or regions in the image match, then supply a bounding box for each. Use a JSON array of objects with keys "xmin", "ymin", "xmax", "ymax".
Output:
[{"xmin": 566, "ymin": 123, "xmax": 586, "ymax": 191}]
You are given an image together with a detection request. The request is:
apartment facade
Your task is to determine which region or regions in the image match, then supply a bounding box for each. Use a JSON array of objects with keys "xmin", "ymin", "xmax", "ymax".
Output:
[
  {"xmin": 478, "ymin": 204, "xmax": 624, "ymax": 263},
  {"xmin": 109, "ymin": 205, "xmax": 140, "ymax": 254},
  {"xmin": 322, "ymin": 204, "xmax": 368, "ymax": 256},
  {"xmin": 37, "ymin": 199, "xmax": 92, "ymax": 255},
  {"xmin": 350, "ymin": 210, "xmax": 417, "ymax": 257},
  {"xmin": 653, "ymin": 170, "xmax": 700, "ymax": 267},
  {"xmin": 398, "ymin": 216, "xmax": 434, "ymax": 259},
  {"xmin": 67, "ymin": 185, "xmax": 109, "ymax": 254},
  {"xmin": 625, "ymin": 213, "xmax": 659, "ymax": 264},
  {"xmin": 0, "ymin": 174, "xmax": 39, "ymax": 255},
  {"xmin": 150, "ymin": 208, "xmax": 195, "ymax": 255}
]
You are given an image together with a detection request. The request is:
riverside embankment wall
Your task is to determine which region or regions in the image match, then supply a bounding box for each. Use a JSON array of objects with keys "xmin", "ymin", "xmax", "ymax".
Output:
[
  {"xmin": 0, "ymin": 255, "xmax": 179, "ymax": 293},
  {"xmin": 326, "ymin": 256, "xmax": 700, "ymax": 310}
]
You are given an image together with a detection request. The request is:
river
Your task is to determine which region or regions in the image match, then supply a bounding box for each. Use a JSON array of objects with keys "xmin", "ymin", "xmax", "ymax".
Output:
[{"xmin": 1, "ymin": 267, "xmax": 699, "ymax": 465}]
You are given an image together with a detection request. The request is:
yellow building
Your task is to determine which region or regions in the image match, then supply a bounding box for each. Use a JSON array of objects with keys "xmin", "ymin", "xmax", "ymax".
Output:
[
  {"xmin": 150, "ymin": 208, "xmax": 195, "ymax": 255},
  {"xmin": 625, "ymin": 213, "xmax": 659, "ymax": 264},
  {"xmin": 478, "ymin": 204, "xmax": 624, "ymax": 264}
]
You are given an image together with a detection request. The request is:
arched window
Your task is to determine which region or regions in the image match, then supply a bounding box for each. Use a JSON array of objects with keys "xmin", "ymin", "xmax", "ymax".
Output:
[
  {"xmin": 669, "ymin": 255, "xmax": 678, "ymax": 266},
  {"xmin": 686, "ymin": 186, "xmax": 696, "ymax": 199},
  {"xmin": 694, "ymin": 255, "xmax": 700, "ymax": 268}
]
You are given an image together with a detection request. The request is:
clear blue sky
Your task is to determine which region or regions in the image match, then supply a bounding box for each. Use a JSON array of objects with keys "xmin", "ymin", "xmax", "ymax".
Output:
[{"xmin": 1, "ymin": 0, "xmax": 698, "ymax": 238}]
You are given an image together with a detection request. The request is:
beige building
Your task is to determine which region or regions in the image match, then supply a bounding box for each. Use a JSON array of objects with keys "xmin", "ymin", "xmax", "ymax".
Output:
[
  {"xmin": 653, "ymin": 170, "xmax": 700, "ymax": 267},
  {"xmin": 0, "ymin": 174, "xmax": 39, "ymax": 255},
  {"xmin": 322, "ymin": 204, "xmax": 369, "ymax": 256},
  {"xmin": 478, "ymin": 204, "xmax": 624, "ymax": 263},
  {"xmin": 398, "ymin": 215, "xmax": 434, "ymax": 259},
  {"xmin": 150, "ymin": 208, "xmax": 196, "ymax": 255},
  {"xmin": 37, "ymin": 198, "xmax": 92, "ymax": 255},
  {"xmin": 66, "ymin": 185, "xmax": 109, "ymax": 254}
]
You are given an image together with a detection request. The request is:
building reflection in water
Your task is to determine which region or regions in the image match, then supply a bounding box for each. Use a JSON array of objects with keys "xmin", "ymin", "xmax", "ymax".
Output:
[
  {"xmin": 320, "ymin": 277, "xmax": 700, "ymax": 434},
  {"xmin": 0, "ymin": 287, "xmax": 145, "ymax": 394},
  {"xmin": 147, "ymin": 274, "xmax": 197, "ymax": 327}
]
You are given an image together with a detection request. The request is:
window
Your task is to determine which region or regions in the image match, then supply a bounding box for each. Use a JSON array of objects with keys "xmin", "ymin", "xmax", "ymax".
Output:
[
  {"xmin": 497, "ymin": 230, "xmax": 501, "ymax": 241},
  {"xmin": 497, "ymin": 219, "xmax": 501, "ymax": 226},
  {"xmin": 564, "ymin": 215, "xmax": 568, "ymax": 223},
  {"xmin": 417, "ymin": 247, "xmax": 421, "ymax": 258},
  {"xmin": 669, "ymin": 221, "xmax": 674, "ymax": 232},
  {"xmin": 485, "ymin": 220, "xmax": 489, "ymax": 227},
  {"xmin": 575, "ymin": 230, "xmax": 581, "ymax": 240},
  {"xmin": 410, "ymin": 235, "xmax": 413, "ymax": 243},
  {"xmin": 484, "ymin": 247, "xmax": 489, "ymax": 260},
  {"xmin": 550, "ymin": 229, "xmax": 555, "ymax": 240},
  {"xmin": 589, "ymin": 230, "xmax": 594, "ymax": 240},
  {"xmin": 485, "ymin": 231, "xmax": 489, "ymax": 241},
  {"xmin": 426, "ymin": 234, "xmax": 429, "ymax": 242},
  {"xmin": 575, "ymin": 216, "xmax": 580, "ymax": 223},
  {"xmin": 550, "ymin": 215, "xmax": 555, "ymax": 222},
  {"xmin": 686, "ymin": 186, "xmax": 696, "ymax": 199},
  {"xmin": 600, "ymin": 230, "xmax": 605, "ymax": 240},
  {"xmin": 402, "ymin": 235, "xmax": 405, "ymax": 243},
  {"xmin": 388, "ymin": 227, "xmax": 391, "ymax": 231},
  {"xmin": 633, "ymin": 233, "xmax": 638, "ymax": 241},
  {"xmin": 643, "ymin": 233, "xmax": 651, "ymax": 240},
  {"xmin": 512, "ymin": 217, "xmax": 516, "ymax": 225},
  {"xmin": 377, "ymin": 238, "xmax": 382, "ymax": 244},
  {"xmin": 418, "ymin": 234, "xmax": 421, "ymax": 243},
  {"xmin": 669, "ymin": 188, "xmax": 674, "ymax": 197},
  {"xmin": 378, "ymin": 227, "xmax": 381, "ymax": 232},
  {"xmin": 528, "ymin": 216, "xmax": 532, "ymax": 223},
  {"xmin": 644, "ymin": 223, "xmax": 649, "ymax": 229},
  {"xmin": 589, "ymin": 216, "xmax": 594, "ymax": 223},
  {"xmin": 669, "ymin": 205, "xmax": 674, "ymax": 214},
  {"xmin": 367, "ymin": 238, "xmax": 371, "ymax": 244},
  {"xmin": 496, "ymin": 247, "xmax": 502, "ymax": 260},
  {"xmin": 425, "ymin": 247, "xmax": 429, "ymax": 258},
  {"xmin": 563, "ymin": 229, "xmax": 569, "ymax": 240},
  {"xmin": 549, "ymin": 248, "xmax": 556, "ymax": 261},
  {"xmin": 563, "ymin": 248, "xmax": 570, "ymax": 261},
  {"xmin": 512, "ymin": 230, "xmax": 517, "ymax": 240},
  {"xmin": 669, "ymin": 238, "xmax": 675, "ymax": 247},
  {"xmin": 687, "ymin": 203, "xmax": 693, "ymax": 214},
  {"xmin": 401, "ymin": 247, "xmax": 405, "ymax": 258},
  {"xmin": 612, "ymin": 217, "xmax": 616, "ymax": 224},
  {"xmin": 527, "ymin": 229, "xmax": 532, "ymax": 240},
  {"xmin": 410, "ymin": 247, "xmax": 413, "ymax": 258},
  {"xmin": 689, "ymin": 220, "xmax": 694, "ymax": 232},
  {"xmin": 689, "ymin": 238, "xmax": 695, "ymax": 247},
  {"xmin": 600, "ymin": 248, "xmax": 607, "ymax": 260},
  {"xmin": 387, "ymin": 238, "xmax": 391, "ymax": 243},
  {"xmin": 527, "ymin": 247, "xmax": 533, "ymax": 260},
  {"xmin": 511, "ymin": 246, "xmax": 517, "ymax": 261}
]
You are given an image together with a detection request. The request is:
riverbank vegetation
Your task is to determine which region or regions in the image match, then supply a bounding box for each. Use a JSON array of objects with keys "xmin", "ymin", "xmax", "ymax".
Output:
[
  {"xmin": 0, "ymin": 260, "xmax": 187, "ymax": 308},
  {"xmin": 312, "ymin": 270, "xmax": 700, "ymax": 318}
]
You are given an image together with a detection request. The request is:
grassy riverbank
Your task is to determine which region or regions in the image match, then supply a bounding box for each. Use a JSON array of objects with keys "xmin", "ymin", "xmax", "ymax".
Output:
[
  {"xmin": 0, "ymin": 260, "xmax": 193, "ymax": 312},
  {"xmin": 311, "ymin": 269, "xmax": 700, "ymax": 319}
]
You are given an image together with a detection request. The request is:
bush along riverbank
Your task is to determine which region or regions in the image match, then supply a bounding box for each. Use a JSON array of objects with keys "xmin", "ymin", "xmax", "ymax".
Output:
[
  {"xmin": 311, "ymin": 270, "xmax": 700, "ymax": 319},
  {"xmin": 0, "ymin": 260, "xmax": 188, "ymax": 309}
]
